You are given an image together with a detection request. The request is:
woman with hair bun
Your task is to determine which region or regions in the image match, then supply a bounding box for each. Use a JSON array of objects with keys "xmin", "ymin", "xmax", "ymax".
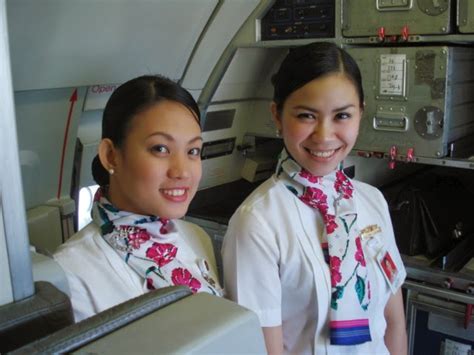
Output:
[
  {"xmin": 222, "ymin": 42, "xmax": 407, "ymax": 354},
  {"xmin": 55, "ymin": 75, "xmax": 222, "ymax": 322}
]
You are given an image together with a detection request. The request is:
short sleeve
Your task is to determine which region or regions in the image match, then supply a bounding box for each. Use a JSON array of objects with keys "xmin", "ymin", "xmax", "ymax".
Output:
[
  {"xmin": 60, "ymin": 267, "xmax": 97, "ymax": 322},
  {"xmin": 222, "ymin": 207, "xmax": 282, "ymax": 326},
  {"xmin": 375, "ymin": 189, "xmax": 407, "ymax": 291}
]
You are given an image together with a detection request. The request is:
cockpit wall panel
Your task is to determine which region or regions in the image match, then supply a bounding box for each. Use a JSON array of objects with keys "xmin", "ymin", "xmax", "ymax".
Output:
[
  {"xmin": 7, "ymin": 0, "xmax": 221, "ymax": 209},
  {"xmin": 181, "ymin": 0, "xmax": 260, "ymax": 96},
  {"xmin": 14, "ymin": 87, "xmax": 85, "ymax": 209}
]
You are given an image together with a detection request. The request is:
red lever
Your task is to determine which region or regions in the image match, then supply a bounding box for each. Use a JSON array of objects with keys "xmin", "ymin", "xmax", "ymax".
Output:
[
  {"xmin": 389, "ymin": 146, "xmax": 397, "ymax": 169},
  {"xmin": 401, "ymin": 25, "xmax": 409, "ymax": 41},
  {"xmin": 406, "ymin": 148, "xmax": 414, "ymax": 162},
  {"xmin": 464, "ymin": 304, "xmax": 472, "ymax": 329},
  {"xmin": 377, "ymin": 27, "xmax": 385, "ymax": 42}
]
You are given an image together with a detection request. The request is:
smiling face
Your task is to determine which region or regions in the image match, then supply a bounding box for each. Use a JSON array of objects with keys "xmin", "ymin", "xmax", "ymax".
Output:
[
  {"xmin": 272, "ymin": 72, "xmax": 363, "ymax": 176},
  {"xmin": 102, "ymin": 100, "xmax": 202, "ymax": 219}
]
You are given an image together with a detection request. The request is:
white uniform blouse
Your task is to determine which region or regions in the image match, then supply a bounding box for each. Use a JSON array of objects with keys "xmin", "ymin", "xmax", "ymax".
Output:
[
  {"xmin": 222, "ymin": 175, "xmax": 406, "ymax": 355},
  {"xmin": 54, "ymin": 220, "xmax": 218, "ymax": 322}
]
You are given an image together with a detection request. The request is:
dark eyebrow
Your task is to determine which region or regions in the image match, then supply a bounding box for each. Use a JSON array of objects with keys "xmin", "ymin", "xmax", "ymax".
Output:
[
  {"xmin": 333, "ymin": 104, "xmax": 356, "ymax": 112},
  {"xmin": 292, "ymin": 104, "xmax": 356, "ymax": 113},
  {"xmin": 147, "ymin": 132, "xmax": 203, "ymax": 144},
  {"xmin": 188, "ymin": 136, "xmax": 203, "ymax": 144},
  {"xmin": 292, "ymin": 105, "xmax": 318, "ymax": 112}
]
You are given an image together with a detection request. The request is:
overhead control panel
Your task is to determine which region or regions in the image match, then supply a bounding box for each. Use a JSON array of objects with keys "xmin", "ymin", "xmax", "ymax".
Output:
[{"xmin": 260, "ymin": 0, "xmax": 335, "ymax": 41}]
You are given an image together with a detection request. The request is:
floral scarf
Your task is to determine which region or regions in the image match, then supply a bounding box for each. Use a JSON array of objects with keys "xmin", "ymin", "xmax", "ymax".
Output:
[
  {"xmin": 276, "ymin": 150, "xmax": 371, "ymax": 346},
  {"xmin": 91, "ymin": 189, "xmax": 222, "ymax": 296}
]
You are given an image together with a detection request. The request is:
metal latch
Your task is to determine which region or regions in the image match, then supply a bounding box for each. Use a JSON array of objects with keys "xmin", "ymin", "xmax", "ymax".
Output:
[
  {"xmin": 373, "ymin": 114, "xmax": 408, "ymax": 132},
  {"xmin": 376, "ymin": 0, "xmax": 413, "ymax": 11}
]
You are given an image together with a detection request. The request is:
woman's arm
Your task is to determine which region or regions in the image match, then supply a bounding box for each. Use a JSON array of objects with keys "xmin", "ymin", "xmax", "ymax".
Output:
[
  {"xmin": 384, "ymin": 289, "xmax": 407, "ymax": 355},
  {"xmin": 262, "ymin": 326, "xmax": 283, "ymax": 355}
]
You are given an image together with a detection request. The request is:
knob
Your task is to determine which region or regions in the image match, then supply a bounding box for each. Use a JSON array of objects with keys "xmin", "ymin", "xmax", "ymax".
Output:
[
  {"xmin": 357, "ymin": 151, "xmax": 371, "ymax": 158},
  {"xmin": 443, "ymin": 278, "xmax": 453, "ymax": 289}
]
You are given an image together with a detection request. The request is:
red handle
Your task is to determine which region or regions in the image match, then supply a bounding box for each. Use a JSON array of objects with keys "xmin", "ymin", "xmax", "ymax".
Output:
[{"xmin": 464, "ymin": 304, "xmax": 472, "ymax": 329}]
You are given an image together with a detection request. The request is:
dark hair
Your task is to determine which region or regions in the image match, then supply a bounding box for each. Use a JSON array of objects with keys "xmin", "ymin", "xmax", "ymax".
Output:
[
  {"xmin": 271, "ymin": 42, "xmax": 364, "ymax": 113},
  {"xmin": 92, "ymin": 75, "xmax": 201, "ymax": 186}
]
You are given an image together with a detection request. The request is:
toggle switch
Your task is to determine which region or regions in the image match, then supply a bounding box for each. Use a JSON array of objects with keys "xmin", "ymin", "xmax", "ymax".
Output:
[
  {"xmin": 377, "ymin": 27, "xmax": 385, "ymax": 42},
  {"xmin": 401, "ymin": 25, "xmax": 409, "ymax": 41},
  {"xmin": 443, "ymin": 278, "xmax": 453, "ymax": 289}
]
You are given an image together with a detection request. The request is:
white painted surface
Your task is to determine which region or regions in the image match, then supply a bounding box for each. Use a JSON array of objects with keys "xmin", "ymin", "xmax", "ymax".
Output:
[
  {"xmin": 7, "ymin": 0, "xmax": 218, "ymax": 90},
  {"xmin": 1, "ymin": 0, "xmax": 34, "ymax": 301},
  {"xmin": 84, "ymin": 84, "xmax": 119, "ymax": 111},
  {"xmin": 182, "ymin": 0, "xmax": 259, "ymax": 91},
  {"xmin": 0, "ymin": 202, "xmax": 13, "ymax": 306}
]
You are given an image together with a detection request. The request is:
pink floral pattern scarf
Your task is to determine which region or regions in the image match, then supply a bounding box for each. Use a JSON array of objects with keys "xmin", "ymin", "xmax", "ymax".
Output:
[
  {"xmin": 91, "ymin": 189, "xmax": 222, "ymax": 296},
  {"xmin": 276, "ymin": 150, "xmax": 371, "ymax": 345}
]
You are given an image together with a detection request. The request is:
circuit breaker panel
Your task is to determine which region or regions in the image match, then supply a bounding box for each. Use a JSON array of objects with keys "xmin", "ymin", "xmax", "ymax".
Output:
[
  {"xmin": 260, "ymin": 0, "xmax": 335, "ymax": 40},
  {"xmin": 342, "ymin": 0, "xmax": 453, "ymax": 38},
  {"xmin": 349, "ymin": 46, "xmax": 474, "ymax": 158}
]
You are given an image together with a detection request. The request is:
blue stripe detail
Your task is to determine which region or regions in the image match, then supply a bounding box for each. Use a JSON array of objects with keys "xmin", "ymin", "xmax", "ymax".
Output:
[
  {"xmin": 330, "ymin": 325, "xmax": 371, "ymax": 345},
  {"xmin": 322, "ymin": 247, "xmax": 330, "ymax": 264}
]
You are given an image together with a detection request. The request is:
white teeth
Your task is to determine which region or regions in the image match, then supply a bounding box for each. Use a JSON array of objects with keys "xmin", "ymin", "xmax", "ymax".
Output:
[
  {"xmin": 309, "ymin": 149, "xmax": 335, "ymax": 158},
  {"xmin": 162, "ymin": 189, "xmax": 185, "ymax": 197}
]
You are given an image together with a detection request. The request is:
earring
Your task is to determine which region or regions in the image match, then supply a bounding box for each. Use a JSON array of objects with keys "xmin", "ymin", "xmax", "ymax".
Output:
[
  {"xmin": 275, "ymin": 129, "xmax": 281, "ymax": 138},
  {"xmin": 108, "ymin": 168, "xmax": 115, "ymax": 175}
]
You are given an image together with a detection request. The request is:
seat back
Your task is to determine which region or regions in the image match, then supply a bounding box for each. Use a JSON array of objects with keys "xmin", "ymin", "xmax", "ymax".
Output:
[
  {"xmin": 76, "ymin": 292, "xmax": 266, "ymax": 354},
  {"xmin": 0, "ymin": 281, "xmax": 73, "ymax": 353}
]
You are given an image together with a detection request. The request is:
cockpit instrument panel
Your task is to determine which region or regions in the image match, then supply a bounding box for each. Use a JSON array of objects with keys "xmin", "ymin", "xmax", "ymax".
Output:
[{"xmin": 260, "ymin": 0, "xmax": 335, "ymax": 41}]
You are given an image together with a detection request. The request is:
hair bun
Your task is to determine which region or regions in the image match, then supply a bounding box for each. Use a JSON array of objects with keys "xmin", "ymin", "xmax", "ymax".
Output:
[{"xmin": 91, "ymin": 155, "xmax": 109, "ymax": 187}]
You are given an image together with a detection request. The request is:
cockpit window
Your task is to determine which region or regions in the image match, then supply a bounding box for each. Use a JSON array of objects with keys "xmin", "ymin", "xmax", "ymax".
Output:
[{"xmin": 77, "ymin": 185, "xmax": 99, "ymax": 230}]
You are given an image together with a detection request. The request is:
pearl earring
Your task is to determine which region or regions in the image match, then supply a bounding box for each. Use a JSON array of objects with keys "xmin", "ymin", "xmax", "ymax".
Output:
[
  {"xmin": 276, "ymin": 129, "xmax": 282, "ymax": 138},
  {"xmin": 108, "ymin": 168, "xmax": 115, "ymax": 175}
]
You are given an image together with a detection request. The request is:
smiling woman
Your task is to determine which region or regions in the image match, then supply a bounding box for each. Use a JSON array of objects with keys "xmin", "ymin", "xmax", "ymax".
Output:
[
  {"xmin": 101, "ymin": 99, "xmax": 202, "ymax": 219},
  {"xmin": 54, "ymin": 75, "xmax": 222, "ymax": 322},
  {"xmin": 222, "ymin": 42, "xmax": 407, "ymax": 355},
  {"xmin": 270, "ymin": 72, "xmax": 362, "ymax": 177}
]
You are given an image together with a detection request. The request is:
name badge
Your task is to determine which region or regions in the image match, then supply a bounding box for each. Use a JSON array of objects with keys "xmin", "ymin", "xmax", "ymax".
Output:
[
  {"xmin": 360, "ymin": 224, "xmax": 382, "ymax": 240},
  {"xmin": 376, "ymin": 249, "xmax": 401, "ymax": 294}
]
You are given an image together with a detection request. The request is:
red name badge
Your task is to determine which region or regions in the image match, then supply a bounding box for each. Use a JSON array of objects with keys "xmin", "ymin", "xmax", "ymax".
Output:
[{"xmin": 377, "ymin": 250, "xmax": 400, "ymax": 293}]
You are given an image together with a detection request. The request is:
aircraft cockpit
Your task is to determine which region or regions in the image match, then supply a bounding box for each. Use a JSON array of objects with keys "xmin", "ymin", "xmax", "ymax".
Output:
[{"xmin": 2, "ymin": 1, "xmax": 474, "ymax": 353}]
